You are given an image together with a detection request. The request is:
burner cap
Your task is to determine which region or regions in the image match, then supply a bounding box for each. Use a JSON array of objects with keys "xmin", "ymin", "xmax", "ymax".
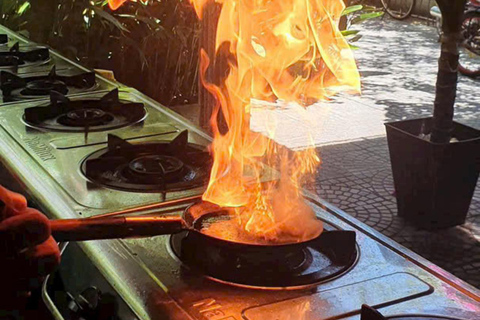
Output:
[
  {"xmin": 58, "ymin": 108, "xmax": 114, "ymax": 127},
  {"xmin": 23, "ymin": 79, "xmax": 68, "ymax": 96},
  {"xmin": 128, "ymin": 155, "xmax": 185, "ymax": 181}
]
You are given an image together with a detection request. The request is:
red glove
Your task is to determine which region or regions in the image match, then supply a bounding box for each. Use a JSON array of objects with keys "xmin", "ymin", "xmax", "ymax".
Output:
[{"xmin": 0, "ymin": 185, "xmax": 60, "ymax": 309}]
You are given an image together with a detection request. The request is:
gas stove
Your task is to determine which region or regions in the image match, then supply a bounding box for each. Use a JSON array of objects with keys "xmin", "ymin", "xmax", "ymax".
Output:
[
  {"xmin": 0, "ymin": 27, "xmax": 115, "ymax": 103},
  {"xmin": 0, "ymin": 42, "xmax": 50, "ymax": 71},
  {"xmin": 0, "ymin": 41, "xmax": 77, "ymax": 75},
  {"xmin": 0, "ymin": 88, "xmax": 213, "ymax": 216},
  {"xmin": 0, "ymin": 25, "xmax": 478, "ymax": 320},
  {"xmin": 0, "ymin": 66, "xmax": 103, "ymax": 102}
]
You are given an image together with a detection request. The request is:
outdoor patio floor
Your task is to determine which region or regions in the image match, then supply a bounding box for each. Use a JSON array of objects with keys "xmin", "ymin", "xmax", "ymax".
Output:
[{"xmin": 307, "ymin": 137, "xmax": 480, "ymax": 289}]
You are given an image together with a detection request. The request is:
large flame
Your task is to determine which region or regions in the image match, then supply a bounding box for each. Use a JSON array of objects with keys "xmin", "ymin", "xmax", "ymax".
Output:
[
  {"xmin": 192, "ymin": 0, "xmax": 360, "ymax": 242},
  {"xmin": 109, "ymin": 0, "xmax": 361, "ymax": 242}
]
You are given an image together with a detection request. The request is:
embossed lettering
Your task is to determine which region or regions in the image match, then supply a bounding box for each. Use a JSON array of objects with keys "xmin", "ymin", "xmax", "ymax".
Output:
[
  {"xmin": 191, "ymin": 299, "xmax": 236, "ymax": 320},
  {"xmin": 23, "ymin": 137, "xmax": 56, "ymax": 161}
]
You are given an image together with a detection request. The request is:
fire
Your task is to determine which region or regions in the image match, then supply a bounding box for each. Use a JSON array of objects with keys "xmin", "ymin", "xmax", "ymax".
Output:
[
  {"xmin": 109, "ymin": 0, "xmax": 361, "ymax": 242},
  {"xmin": 108, "ymin": 0, "xmax": 128, "ymax": 10},
  {"xmin": 192, "ymin": 0, "xmax": 360, "ymax": 242}
]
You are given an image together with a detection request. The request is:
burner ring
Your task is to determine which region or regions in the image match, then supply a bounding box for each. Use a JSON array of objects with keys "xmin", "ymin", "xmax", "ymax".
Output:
[
  {"xmin": 57, "ymin": 108, "xmax": 115, "ymax": 127},
  {"xmin": 23, "ymin": 79, "xmax": 68, "ymax": 96},
  {"xmin": 127, "ymin": 155, "xmax": 185, "ymax": 182},
  {"xmin": 67, "ymin": 108, "xmax": 106, "ymax": 120}
]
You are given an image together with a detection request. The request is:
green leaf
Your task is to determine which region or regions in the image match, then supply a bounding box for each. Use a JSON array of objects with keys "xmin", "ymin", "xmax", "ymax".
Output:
[
  {"xmin": 342, "ymin": 5, "xmax": 363, "ymax": 16},
  {"xmin": 351, "ymin": 11, "xmax": 384, "ymax": 24},
  {"xmin": 348, "ymin": 34, "xmax": 363, "ymax": 43},
  {"xmin": 341, "ymin": 30, "xmax": 360, "ymax": 37},
  {"xmin": 17, "ymin": 1, "xmax": 31, "ymax": 15},
  {"xmin": 91, "ymin": 6, "xmax": 129, "ymax": 33}
]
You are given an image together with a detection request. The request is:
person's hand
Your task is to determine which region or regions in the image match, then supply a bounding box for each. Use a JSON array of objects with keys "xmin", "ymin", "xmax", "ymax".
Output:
[{"xmin": 0, "ymin": 185, "xmax": 60, "ymax": 309}]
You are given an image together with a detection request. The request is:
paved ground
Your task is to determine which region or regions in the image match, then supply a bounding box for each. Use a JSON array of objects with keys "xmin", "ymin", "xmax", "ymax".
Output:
[{"xmin": 307, "ymin": 17, "xmax": 480, "ymax": 289}]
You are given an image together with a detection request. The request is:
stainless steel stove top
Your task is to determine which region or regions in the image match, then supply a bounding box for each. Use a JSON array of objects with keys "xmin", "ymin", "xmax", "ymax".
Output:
[
  {"xmin": 0, "ymin": 24, "xmax": 478, "ymax": 320},
  {"xmin": 0, "ymin": 88, "xmax": 214, "ymax": 216},
  {"xmin": 0, "ymin": 26, "xmax": 117, "ymax": 103},
  {"xmin": 0, "ymin": 25, "xmax": 70, "ymax": 73}
]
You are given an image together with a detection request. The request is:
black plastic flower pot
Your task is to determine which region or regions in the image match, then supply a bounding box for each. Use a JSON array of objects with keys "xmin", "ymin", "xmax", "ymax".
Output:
[{"xmin": 385, "ymin": 117, "xmax": 480, "ymax": 229}]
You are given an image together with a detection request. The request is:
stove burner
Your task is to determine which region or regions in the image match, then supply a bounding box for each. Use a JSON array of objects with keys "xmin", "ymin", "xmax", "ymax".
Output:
[
  {"xmin": 23, "ymin": 79, "xmax": 68, "ymax": 96},
  {"xmin": 0, "ymin": 66, "xmax": 96, "ymax": 101},
  {"xmin": 0, "ymin": 42, "xmax": 50, "ymax": 69},
  {"xmin": 82, "ymin": 131, "xmax": 210, "ymax": 193},
  {"xmin": 24, "ymin": 89, "xmax": 145, "ymax": 132},
  {"xmin": 127, "ymin": 155, "xmax": 185, "ymax": 182},
  {"xmin": 170, "ymin": 211, "xmax": 358, "ymax": 289},
  {"xmin": 59, "ymin": 108, "xmax": 114, "ymax": 127}
]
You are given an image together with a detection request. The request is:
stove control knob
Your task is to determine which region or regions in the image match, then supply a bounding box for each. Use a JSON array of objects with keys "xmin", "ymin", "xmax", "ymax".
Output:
[
  {"xmin": 69, "ymin": 287, "xmax": 119, "ymax": 320},
  {"xmin": 77, "ymin": 287, "xmax": 100, "ymax": 314}
]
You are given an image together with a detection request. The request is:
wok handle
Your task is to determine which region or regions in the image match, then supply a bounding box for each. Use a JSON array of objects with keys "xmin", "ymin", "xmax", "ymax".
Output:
[{"xmin": 50, "ymin": 216, "xmax": 186, "ymax": 242}]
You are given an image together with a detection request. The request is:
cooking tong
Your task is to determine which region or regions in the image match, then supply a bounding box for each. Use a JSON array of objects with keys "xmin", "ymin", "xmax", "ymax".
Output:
[{"xmin": 50, "ymin": 215, "xmax": 187, "ymax": 242}]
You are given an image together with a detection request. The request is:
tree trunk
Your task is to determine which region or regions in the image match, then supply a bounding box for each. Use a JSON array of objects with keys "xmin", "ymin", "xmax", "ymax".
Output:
[{"xmin": 430, "ymin": 0, "xmax": 466, "ymax": 143}]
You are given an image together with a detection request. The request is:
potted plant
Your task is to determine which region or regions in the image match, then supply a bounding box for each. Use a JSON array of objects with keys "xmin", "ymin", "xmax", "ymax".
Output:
[{"xmin": 385, "ymin": 0, "xmax": 480, "ymax": 229}]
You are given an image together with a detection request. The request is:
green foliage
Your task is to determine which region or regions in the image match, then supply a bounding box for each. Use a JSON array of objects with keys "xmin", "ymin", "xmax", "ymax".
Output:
[
  {"xmin": 1, "ymin": 1, "xmax": 383, "ymax": 105},
  {"xmin": 50, "ymin": 0, "xmax": 200, "ymax": 105},
  {"xmin": 1, "ymin": 0, "xmax": 32, "ymax": 30},
  {"xmin": 351, "ymin": 11, "xmax": 384, "ymax": 25},
  {"xmin": 341, "ymin": 4, "xmax": 383, "ymax": 49},
  {"xmin": 1, "ymin": 0, "xmax": 200, "ymax": 106},
  {"xmin": 342, "ymin": 5, "xmax": 364, "ymax": 16}
]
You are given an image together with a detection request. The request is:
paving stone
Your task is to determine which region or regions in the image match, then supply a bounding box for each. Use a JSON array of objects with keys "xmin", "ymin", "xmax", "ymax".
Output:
[{"xmin": 311, "ymin": 136, "xmax": 480, "ymax": 289}]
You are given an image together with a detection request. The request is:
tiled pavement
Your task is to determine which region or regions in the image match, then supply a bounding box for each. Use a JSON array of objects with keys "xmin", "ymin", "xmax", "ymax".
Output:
[
  {"xmin": 305, "ymin": 18, "xmax": 480, "ymax": 289},
  {"xmin": 307, "ymin": 137, "xmax": 480, "ymax": 289}
]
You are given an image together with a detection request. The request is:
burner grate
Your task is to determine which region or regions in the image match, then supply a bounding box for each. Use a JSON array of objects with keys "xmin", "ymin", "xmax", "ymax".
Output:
[
  {"xmin": 24, "ymin": 89, "xmax": 145, "ymax": 132},
  {"xmin": 82, "ymin": 131, "xmax": 210, "ymax": 193},
  {"xmin": 0, "ymin": 42, "xmax": 50, "ymax": 69},
  {"xmin": 1, "ymin": 66, "xmax": 96, "ymax": 101},
  {"xmin": 170, "ymin": 216, "xmax": 358, "ymax": 289}
]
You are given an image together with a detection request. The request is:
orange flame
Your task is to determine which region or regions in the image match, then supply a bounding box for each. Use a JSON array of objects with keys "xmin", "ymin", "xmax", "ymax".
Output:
[
  {"xmin": 108, "ymin": 0, "xmax": 128, "ymax": 10},
  {"xmin": 192, "ymin": 0, "xmax": 360, "ymax": 242}
]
